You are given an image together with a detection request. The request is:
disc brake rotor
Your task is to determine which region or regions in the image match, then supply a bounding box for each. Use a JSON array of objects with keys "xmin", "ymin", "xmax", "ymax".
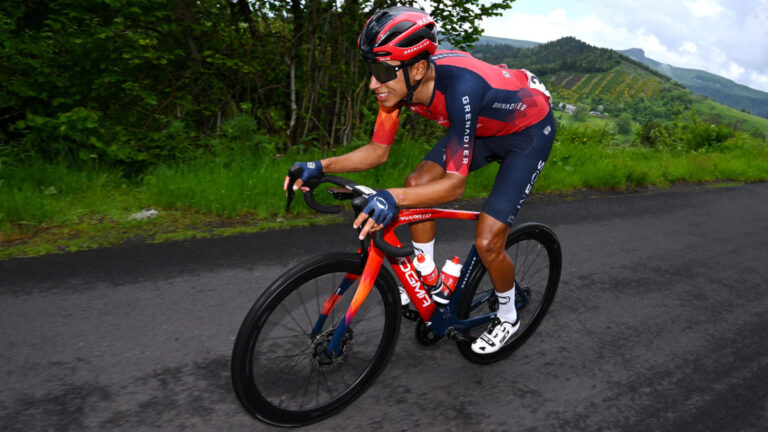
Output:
[{"xmin": 309, "ymin": 327, "xmax": 354, "ymax": 370}]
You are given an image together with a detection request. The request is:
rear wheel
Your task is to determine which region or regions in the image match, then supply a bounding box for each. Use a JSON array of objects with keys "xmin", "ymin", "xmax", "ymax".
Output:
[
  {"xmin": 457, "ymin": 223, "xmax": 562, "ymax": 364},
  {"xmin": 231, "ymin": 253, "xmax": 401, "ymax": 426}
]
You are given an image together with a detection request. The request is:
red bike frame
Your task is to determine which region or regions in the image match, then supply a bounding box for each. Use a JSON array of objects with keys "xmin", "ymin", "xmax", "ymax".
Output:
[{"xmin": 325, "ymin": 207, "xmax": 479, "ymax": 355}]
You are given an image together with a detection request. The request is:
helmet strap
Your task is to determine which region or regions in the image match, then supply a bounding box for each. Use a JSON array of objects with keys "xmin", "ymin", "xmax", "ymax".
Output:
[{"xmin": 401, "ymin": 59, "xmax": 426, "ymax": 105}]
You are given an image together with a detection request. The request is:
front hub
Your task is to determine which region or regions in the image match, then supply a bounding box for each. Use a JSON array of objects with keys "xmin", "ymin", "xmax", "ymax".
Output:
[{"xmin": 310, "ymin": 327, "xmax": 353, "ymax": 370}]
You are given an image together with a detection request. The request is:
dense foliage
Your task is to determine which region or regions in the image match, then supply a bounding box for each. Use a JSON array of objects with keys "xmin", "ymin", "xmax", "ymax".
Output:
[
  {"xmin": 3, "ymin": 7, "xmax": 767, "ymax": 257},
  {"xmin": 0, "ymin": 0, "xmax": 515, "ymax": 169}
]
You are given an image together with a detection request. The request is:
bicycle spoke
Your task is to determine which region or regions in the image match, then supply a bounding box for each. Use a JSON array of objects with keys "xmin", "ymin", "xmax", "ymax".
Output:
[
  {"xmin": 355, "ymin": 310, "xmax": 384, "ymax": 323},
  {"xmin": 279, "ymin": 302, "xmax": 310, "ymax": 336},
  {"xmin": 523, "ymin": 244, "xmax": 546, "ymax": 275},
  {"xmin": 291, "ymin": 371, "xmax": 313, "ymax": 409},
  {"xmin": 314, "ymin": 367, "xmax": 322, "ymax": 408},
  {"xmin": 352, "ymin": 327, "xmax": 385, "ymax": 337},
  {"xmin": 296, "ymin": 285, "xmax": 314, "ymax": 329},
  {"xmin": 521, "ymin": 254, "xmax": 547, "ymax": 284},
  {"xmin": 314, "ymin": 277, "xmax": 321, "ymax": 317},
  {"xmin": 259, "ymin": 332, "xmax": 308, "ymax": 341},
  {"xmin": 233, "ymin": 258, "xmax": 398, "ymax": 422}
]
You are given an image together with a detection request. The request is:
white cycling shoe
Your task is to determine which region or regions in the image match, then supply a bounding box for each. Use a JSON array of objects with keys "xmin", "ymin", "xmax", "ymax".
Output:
[{"xmin": 471, "ymin": 316, "xmax": 520, "ymax": 354}]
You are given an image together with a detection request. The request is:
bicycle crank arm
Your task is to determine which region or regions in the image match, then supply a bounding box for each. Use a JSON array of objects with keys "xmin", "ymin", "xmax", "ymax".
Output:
[{"xmin": 445, "ymin": 327, "xmax": 473, "ymax": 342}]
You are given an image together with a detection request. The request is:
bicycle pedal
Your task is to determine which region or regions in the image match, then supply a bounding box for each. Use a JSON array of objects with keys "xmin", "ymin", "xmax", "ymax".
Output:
[{"xmin": 401, "ymin": 306, "xmax": 419, "ymax": 322}]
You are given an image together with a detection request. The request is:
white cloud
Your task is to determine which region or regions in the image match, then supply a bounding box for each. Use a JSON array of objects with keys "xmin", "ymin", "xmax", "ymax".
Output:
[
  {"xmin": 748, "ymin": 71, "xmax": 768, "ymax": 91},
  {"xmin": 482, "ymin": 10, "xmax": 571, "ymax": 43},
  {"xmin": 720, "ymin": 62, "xmax": 746, "ymax": 81},
  {"xmin": 683, "ymin": 0, "xmax": 725, "ymax": 18},
  {"xmin": 680, "ymin": 42, "xmax": 698, "ymax": 54}
]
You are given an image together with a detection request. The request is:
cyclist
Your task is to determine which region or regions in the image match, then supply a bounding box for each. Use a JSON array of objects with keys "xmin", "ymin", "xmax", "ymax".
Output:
[{"xmin": 284, "ymin": 6, "xmax": 555, "ymax": 355}]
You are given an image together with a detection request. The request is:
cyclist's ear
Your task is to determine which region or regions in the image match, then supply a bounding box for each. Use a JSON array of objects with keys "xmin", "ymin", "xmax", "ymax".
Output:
[{"xmin": 410, "ymin": 59, "xmax": 429, "ymax": 81}]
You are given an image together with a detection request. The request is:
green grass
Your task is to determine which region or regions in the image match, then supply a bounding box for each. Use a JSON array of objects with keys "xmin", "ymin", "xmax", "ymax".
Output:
[
  {"xmin": 693, "ymin": 97, "xmax": 768, "ymax": 138},
  {"xmin": 2, "ymin": 126, "xmax": 767, "ymax": 260}
]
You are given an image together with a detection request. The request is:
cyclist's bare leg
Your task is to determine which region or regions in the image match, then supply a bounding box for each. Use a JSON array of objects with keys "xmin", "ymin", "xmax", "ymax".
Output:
[
  {"xmin": 405, "ymin": 160, "xmax": 445, "ymax": 243},
  {"xmin": 474, "ymin": 212, "xmax": 514, "ymax": 293},
  {"xmin": 471, "ymin": 212, "xmax": 519, "ymax": 353}
]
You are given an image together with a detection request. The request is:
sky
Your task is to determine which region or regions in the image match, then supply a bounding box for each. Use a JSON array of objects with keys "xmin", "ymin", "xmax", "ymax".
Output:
[{"xmin": 479, "ymin": 0, "xmax": 768, "ymax": 92}]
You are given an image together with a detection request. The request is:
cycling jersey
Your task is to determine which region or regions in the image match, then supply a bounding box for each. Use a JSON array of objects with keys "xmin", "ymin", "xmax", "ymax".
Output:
[
  {"xmin": 371, "ymin": 49, "xmax": 552, "ymax": 176},
  {"xmin": 423, "ymin": 110, "xmax": 555, "ymax": 225}
]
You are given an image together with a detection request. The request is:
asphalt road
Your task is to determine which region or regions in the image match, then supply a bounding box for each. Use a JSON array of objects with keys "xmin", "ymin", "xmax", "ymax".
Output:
[{"xmin": 2, "ymin": 182, "xmax": 767, "ymax": 431}]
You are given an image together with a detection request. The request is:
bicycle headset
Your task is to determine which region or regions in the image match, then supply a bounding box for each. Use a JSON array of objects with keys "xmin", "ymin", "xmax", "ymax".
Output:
[{"xmin": 358, "ymin": 6, "xmax": 438, "ymax": 105}]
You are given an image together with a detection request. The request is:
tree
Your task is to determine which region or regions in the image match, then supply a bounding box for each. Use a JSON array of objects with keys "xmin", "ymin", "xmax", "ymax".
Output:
[{"xmin": 1, "ymin": 0, "xmax": 518, "ymax": 165}]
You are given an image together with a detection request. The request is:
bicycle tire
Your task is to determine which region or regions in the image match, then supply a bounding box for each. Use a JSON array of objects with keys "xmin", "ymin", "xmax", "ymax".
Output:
[
  {"xmin": 456, "ymin": 223, "xmax": 562, "ymax": 364},
  {"xmin": 231, "ymin": 252, "xmax": 401, "ymax": 427}
]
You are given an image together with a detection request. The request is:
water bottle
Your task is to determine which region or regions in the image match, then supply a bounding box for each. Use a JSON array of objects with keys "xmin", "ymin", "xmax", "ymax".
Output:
[
  {"xmin": 432, "ymin": 257, "xmax": 462, "ymax": 305},
  {"xmin": 413, "ymin": 253, "xmax": 442, "ymax": 291}
]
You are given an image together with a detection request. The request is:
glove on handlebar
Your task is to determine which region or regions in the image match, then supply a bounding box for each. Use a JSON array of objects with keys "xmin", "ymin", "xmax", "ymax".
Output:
[
  {"xmin": 289, "ymin": 160, "xmax": 323, "ymax": 186},
  {"xmin": 361, "ymin": 190, "xmax": 398, "ymax": 227}
]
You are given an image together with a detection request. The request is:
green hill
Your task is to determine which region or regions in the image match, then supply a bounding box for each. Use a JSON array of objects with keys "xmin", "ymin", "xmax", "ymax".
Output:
[
  {"xmin": 469, "ymin": 37, "xmax": 768, "ymax": 137},
  {"xmin": 471, "ymin": 37, "xmax": 679, "ymax": 99},
  {"xmin": 467, "ymin": 37, "xmax": 768, "ymax": 119},
  {"xmin": 620, "ymin": 48, "xmax": 768, "ymax": 118}
]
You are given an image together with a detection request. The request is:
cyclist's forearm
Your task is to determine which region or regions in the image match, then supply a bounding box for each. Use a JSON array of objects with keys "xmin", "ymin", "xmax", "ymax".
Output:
[
  {"xmin": 321, "ymin": 142, "xmax": 390, "ymax": 173},
  {"xmin": 388, "ymin": 173, "xmax": 465, "ymax": 207}
]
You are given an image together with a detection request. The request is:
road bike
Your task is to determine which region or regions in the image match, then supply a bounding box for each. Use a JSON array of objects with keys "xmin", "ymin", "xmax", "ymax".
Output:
[{"xmin": 231, "ymin": 171, "xmax": 562, "ymax": 427}]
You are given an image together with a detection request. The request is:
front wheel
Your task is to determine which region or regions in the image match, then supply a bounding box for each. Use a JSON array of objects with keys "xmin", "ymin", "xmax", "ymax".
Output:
[
  {"xmin": 231, "ymin": 253, "xmax": 401, "ymax": 427},
  {"xmin": 457, "ymin": 223, "xmax": 562, "ymax": 364}
]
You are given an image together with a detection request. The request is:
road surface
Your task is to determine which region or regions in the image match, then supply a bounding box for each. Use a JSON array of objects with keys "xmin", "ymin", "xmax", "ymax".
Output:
[{"xmin": 2, "ymin": 182, "xmax": 767, "ymax": 431}]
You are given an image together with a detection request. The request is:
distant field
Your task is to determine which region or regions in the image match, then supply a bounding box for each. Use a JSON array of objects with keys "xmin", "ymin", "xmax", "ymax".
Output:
[{"xmin": 548, "ymin": 62, "xmax": 674, "ymax": 103}]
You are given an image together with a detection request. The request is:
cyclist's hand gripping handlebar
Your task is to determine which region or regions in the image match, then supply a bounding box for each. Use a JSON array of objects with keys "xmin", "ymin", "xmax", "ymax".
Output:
[
  {"xmin": 285, "ymin": 169, "xmax": 413, "ymax": 257},
  {"xmin": 349, "ymin": 196, "xmax": 413, "ymax": 257},
  {"xmin": 286, "ymin": 165, "xmax": 343, "ymax": 214}
]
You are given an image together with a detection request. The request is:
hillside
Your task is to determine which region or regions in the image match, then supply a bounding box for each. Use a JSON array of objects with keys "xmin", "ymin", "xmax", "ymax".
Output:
[
  {"xmin": 468, "ymin": 37, "xmax": 768, "ymax": 136},
  {"xmin": 619, "ymin": 48, "xmax": 768, "ymax": 118},
  {"xmin": 471, "ymin": 37, "xmax": 683, "ymax": 104}
]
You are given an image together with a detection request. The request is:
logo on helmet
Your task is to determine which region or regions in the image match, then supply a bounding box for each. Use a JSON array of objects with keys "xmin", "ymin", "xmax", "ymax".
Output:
[{"xmin": 403, "ymin": 40, "xmax": 430, "ymax": 55}]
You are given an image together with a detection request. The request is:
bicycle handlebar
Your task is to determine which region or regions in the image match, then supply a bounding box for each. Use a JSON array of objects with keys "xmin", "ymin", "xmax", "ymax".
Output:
[
  {"xmin": 286, "ymin": 166, "xmax": 414, "ymax": 257},
  {"xmin": 372, "ymin": 230, "xmax": 413, "ymax": 257}
]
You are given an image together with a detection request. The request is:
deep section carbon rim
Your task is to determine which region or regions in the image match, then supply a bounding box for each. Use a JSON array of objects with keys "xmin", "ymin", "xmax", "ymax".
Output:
[
  {"xmin": 232, "ymin": 254, "xmax": 400, "ymax": 426},
  {"xmin": 457, "ymin": 224, "xmax": 561, "ymax": 363}
]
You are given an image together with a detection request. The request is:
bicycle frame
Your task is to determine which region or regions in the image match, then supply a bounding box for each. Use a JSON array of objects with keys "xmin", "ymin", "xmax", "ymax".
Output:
[{"xmin": 321, "ymin": 207, "xmax": 526, "ymax": 356}]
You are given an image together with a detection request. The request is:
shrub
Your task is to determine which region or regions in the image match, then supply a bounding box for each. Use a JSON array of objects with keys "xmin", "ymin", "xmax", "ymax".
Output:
[{"xmin": 616, "ymin": 113, "xmax": 633, "ymax": 135}]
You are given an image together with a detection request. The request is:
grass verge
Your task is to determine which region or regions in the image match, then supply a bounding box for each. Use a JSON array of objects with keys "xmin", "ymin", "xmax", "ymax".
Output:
[{"xmin": 2, "ymin": 130, "xmax": 767, "ymax": 260}]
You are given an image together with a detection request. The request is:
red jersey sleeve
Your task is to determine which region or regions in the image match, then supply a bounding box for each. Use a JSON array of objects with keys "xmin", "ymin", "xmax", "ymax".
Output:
[{"xmin": 371, "ymin": 103, "xmax": 401, "ymax": 146}]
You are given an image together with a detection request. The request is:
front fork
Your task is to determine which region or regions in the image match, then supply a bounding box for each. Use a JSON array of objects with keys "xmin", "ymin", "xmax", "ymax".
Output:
[
  {"xmin": 319, "ymin": 245, "xmax": 386, "ymax": 356},
  {"xmin": 309, "ymin": 273, "xmax": 359, "ymax": 339}
]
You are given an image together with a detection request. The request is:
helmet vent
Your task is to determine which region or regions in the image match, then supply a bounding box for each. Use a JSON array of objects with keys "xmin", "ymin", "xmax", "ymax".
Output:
[
  {"xmin": 377, "ymin": 21, "xmax": 414, "ymax": 47},
  {"xmin": 396, "ymin": 24, "xmax": 436, "ymax": 49}
]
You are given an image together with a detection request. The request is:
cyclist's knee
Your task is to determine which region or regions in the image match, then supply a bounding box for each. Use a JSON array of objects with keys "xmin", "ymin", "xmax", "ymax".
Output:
[
  {"xmin": 475, "ymin": 213, "xmax": 510, "ymax": 262},
  {"xmin": 404, "ymin": 171, "xmax": 424, "ymax": 188},
  {"xmin": 405, "ymin": 161, "xmax": 444, "ymax": 187},
  {"xmin": 474, "ymin": 232, "xmax": 505, "ymax": 262}
]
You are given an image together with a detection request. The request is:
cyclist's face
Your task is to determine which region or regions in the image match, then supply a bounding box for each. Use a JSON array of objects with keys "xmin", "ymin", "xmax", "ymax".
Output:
[{"xmin": 369, "ymin": 61, "xmax": 408, "ymax": 107}]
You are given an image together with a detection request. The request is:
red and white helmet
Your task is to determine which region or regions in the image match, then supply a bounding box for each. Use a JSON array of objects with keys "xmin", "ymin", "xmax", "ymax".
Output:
[{"xmin": 359, "ymin": 6, "xmax": 438, "ymax": 63}]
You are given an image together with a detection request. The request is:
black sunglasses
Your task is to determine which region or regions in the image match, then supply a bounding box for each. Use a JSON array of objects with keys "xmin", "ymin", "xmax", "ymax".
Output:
[{"xmin": 367, "ymin": 61, "xmax": 407, "ymax": 84}]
